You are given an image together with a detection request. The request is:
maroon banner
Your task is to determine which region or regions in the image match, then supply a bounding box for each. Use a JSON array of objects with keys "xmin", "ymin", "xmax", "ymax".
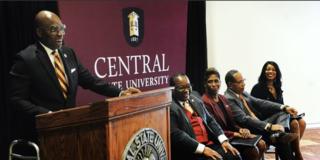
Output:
[{"xmin": 58, "ymin": 1, "xmax": 187, "ymax": 105}]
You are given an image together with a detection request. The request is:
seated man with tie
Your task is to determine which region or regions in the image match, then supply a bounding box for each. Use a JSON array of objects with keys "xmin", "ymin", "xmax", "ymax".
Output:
[
  {"xmin": 170, "ymin": 73, "xmax": 241, "ymax": 160},
  {"xmin": 8, "ymin": 10, "xmax": 140, "ymax": 145},
  {"xmin": 224, "ymin": 69, "xmax": 300, "ymax": 160}
]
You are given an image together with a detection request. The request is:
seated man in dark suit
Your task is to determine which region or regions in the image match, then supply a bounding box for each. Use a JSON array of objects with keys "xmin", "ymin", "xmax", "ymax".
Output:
[
  {"xmin": 170, "ymin": 73, "xmax": 241, "ymax": 160},
  {"xmin": 224, "ymin": 69, "xmax": 300, "ymax": 160}
]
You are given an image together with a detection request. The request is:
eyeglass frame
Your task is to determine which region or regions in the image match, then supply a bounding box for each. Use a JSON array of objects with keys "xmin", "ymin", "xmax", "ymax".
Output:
[
  {"xmin": 41, "ymin": 24, "xmax": 66, "ymax": 34},
  {"xmin": 174, "ymin": 84, "xmax": 192, "ymax": 93},
  {"xmin": 232, "ymin": 78, "xmax": 246, "ymax": 84}
]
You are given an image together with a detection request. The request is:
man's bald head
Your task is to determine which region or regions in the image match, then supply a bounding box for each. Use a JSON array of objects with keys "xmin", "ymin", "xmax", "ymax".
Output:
[
  {"xmin": 34, "ymin": 10, "xmax": 65, "ymax": 50},
  {"xmin": 35, "ymin": 10, "xmax": 60, "ymax": 30},
  {"xmin": 170, "ymin": 73, "xmax": 192, "ymax": 101}
]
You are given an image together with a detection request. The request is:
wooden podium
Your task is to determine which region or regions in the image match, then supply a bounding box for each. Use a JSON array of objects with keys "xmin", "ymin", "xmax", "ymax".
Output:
[{"xmin": 36, "ymin": 87, "xmax": 172, "ymax": 160}]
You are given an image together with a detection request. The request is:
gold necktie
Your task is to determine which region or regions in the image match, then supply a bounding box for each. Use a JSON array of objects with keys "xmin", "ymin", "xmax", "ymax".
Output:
[
  {"xmin": 53, "ymin": 51, "xmax": 68, "ymax": 99},
  {"xmin": 239, "ymin": 95, "xmax": 258, "ymax": 119}
]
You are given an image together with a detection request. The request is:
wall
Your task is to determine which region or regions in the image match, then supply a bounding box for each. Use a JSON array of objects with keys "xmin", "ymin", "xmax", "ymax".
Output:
[
  {"xmin": 58, "ymin": 1, "xmax": 188, "ymax": 105},
  {"xmin": 206, "ymin": 1, "xmax": 320, "ymax": 126}
]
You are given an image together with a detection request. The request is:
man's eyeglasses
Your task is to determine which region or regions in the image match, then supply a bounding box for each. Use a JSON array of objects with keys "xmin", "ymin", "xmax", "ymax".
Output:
[
  {"xmin": 233, "ymin": 79, "xmax": 246, "ymax": 84},
  {"xmin": 47, "ymin": 24, "xmax": 66, "ymax": 34},
  {"xmin": 175, "ymin": 85, "xmax": 192, "ymax": 92}
]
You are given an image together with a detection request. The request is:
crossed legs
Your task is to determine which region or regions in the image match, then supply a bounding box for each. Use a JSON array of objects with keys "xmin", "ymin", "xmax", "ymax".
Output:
[{"xmin": 290, "ymin": 118, "xmax": 306, "ymax": 160}]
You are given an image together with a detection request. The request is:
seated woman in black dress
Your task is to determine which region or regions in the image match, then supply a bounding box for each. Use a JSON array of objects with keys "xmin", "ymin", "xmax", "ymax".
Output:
[
  {"xmin": 202, "ymin": 67, "xmax": 266, "ymax": 160},
  {"xmin": 251, "ymin": 61, "xmax": 306, "ymax": 160}
]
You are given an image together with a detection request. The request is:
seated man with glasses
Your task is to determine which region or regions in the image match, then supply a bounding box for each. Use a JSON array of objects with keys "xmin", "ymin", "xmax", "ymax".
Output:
[
  {"xmin": 224, "ymin": 69, "xmax": 301, "ymax": 160},
  {"xmin": 170, "ymin": 73, "xmax": 241, "ymax": 160}
]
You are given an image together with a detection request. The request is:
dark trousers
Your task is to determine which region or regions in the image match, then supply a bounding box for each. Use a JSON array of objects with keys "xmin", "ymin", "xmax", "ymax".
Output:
[
  {"xmin": 263, "ymin": 112, "xmax": 291, "ymax": 131},
  {"xmin": 197, "ymin": 143, "xmax": 242, "ymax": 160},
  {"xmin": 249, "ymin": 131, "xmax": 294, "ymax": 160},
  {"xmin": 252, "ymin": 112, "xmax": 294, "ymax": 159}
]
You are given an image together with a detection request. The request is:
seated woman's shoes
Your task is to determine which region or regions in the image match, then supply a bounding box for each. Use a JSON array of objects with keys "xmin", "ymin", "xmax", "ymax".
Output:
[
  {"xmin": 291, "ymin": 113, "xmax": 305, "ymax": 120},
  {"xmin": 270, "ymin": 132, "xmax": 298, "ymax": 144}
]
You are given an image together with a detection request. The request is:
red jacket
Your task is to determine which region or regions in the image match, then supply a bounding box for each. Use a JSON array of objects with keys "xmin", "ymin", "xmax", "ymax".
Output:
[{"xmin": 202, "ymin": 93, "xmax": 240, "ymax": 138}]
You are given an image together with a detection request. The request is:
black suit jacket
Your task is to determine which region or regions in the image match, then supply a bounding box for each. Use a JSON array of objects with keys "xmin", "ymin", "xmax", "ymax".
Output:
[
  {"xmin": 8, "ymin": 43, "xmax": 121, "ymax": 141},
  {"xmin": 170, "ymin": 93, "xmax": 225, "ymax": 160},
  {"xmin": 251, "ymin": 83, "xmax": 284, "ymax": 104}
]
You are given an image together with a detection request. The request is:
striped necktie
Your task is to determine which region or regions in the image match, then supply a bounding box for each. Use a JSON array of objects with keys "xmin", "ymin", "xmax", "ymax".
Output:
[
  {"xmin": 239, "ymin": 95, "xmax": 258, "ymax": 120},
  {"xmin": 52, "ymin": 51, "xmax": 68, "ymax": 99}
]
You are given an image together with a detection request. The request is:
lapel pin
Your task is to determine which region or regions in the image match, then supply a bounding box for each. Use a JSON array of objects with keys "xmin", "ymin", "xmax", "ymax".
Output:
[{"xmin": 64, "ymin": 54, "xmax": 67, "ymax": 58}]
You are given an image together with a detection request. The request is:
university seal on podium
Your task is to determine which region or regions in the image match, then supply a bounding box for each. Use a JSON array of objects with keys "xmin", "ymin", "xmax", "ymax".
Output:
[{"xmin": 122, "ymin": 128, "xmax": 167, "ymax": 160}]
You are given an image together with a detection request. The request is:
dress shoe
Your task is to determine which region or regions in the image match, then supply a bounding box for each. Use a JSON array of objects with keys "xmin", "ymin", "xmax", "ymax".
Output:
[
  {"xmin": 291, "ymin": 113, "xmax": 305, "ymax": 120},
  {"xmin": 269, "ymin": 132, "xmax": 298, "ymax": 144}
]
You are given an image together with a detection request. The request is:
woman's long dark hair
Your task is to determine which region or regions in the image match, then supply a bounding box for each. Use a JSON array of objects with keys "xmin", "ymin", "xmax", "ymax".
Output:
[{"xmin": 258, "ymin": 61, "xmax": 282, "ymax": 92}]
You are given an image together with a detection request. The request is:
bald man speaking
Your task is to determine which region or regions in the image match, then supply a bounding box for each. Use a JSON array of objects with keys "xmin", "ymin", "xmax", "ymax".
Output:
[{"xmin": 8, "ymin": 10, "xmax": 140, "ymax": 143}]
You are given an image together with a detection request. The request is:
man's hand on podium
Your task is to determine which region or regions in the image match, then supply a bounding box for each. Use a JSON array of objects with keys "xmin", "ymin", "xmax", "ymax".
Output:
[{"xmin": 120, "ymin": 87, "xmax": 141, "ymax": 96}]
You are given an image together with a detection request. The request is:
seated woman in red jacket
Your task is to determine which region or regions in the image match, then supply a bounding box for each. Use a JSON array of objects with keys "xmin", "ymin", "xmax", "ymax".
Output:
[{"xmin": 202, "ymin": 67, "xmax": 266, "ymax": 160}]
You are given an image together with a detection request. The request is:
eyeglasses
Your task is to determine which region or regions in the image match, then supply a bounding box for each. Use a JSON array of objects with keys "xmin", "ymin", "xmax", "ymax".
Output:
[
  {"xmin": 175, "ymin": 85, "xmax": 192, "ymax": 92},
  {"xmin": 46, "ymin": 24, "xmax": 66, "ymax": 34},
  {"xmin": 233, "ymin": 79, "xmax": 246, "ymax": 84}
]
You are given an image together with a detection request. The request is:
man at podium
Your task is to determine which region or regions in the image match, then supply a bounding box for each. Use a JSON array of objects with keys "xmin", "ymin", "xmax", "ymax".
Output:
[
  {"xmin": 169, "ymin": 73, "xmax": 241, "ymax": 160},
  {"xmin": 8, "ymin": 10, "xmax": 140, "ymax": 144}
]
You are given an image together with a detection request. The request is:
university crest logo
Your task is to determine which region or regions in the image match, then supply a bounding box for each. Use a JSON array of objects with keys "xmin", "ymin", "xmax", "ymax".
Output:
[
  {"xmin": 122, "ymin": 128, "xmax": 167, "ymax": 160},
  {"xmin": 122, "ymin": 7, "xmax": 144, "ymax": 47}
]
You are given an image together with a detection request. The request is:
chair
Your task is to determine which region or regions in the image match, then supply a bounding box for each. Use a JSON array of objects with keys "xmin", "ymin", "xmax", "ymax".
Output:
[
  {"xmin": 9, "ymin": 139, "xmax": 40, "ymax": 160},
  {"xmin": 264, "ymin": 145, "xmax": 279, "ymax": 160}
]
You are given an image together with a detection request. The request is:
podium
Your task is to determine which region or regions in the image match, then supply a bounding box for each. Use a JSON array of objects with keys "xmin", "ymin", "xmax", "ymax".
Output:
[{"xmin": 36, "ymin": 87, "xmax": 172, "ymax": 160}]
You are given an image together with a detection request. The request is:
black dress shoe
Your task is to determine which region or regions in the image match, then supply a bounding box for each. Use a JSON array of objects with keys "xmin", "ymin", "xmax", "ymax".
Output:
[
  {"xmin": 269, "ymin": 132, "xmax": 298, "ymax": 144},
  {"xmin": 291, "ymin": 113, "xmax": 305, "ymax": 120}
]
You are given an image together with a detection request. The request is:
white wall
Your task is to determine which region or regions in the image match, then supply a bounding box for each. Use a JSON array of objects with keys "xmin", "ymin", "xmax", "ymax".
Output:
[{"xmin": 206, "ymin": 1, "xmax": 320, "ymax": 127}]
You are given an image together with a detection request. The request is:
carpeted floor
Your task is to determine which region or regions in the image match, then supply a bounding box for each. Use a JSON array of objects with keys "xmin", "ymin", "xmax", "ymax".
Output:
[{"xmin": 264, "ymin": 128, "xmax": 320, "ymax": 160}]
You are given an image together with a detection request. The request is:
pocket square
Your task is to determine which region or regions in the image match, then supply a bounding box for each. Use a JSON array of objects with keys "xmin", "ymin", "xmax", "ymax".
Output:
[{"xmin": 71, "ymin": 68, "xmax": 76, "ymax": 73}]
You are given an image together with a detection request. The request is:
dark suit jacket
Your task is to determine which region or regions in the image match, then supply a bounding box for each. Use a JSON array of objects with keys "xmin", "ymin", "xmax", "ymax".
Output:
[
  {"xmin": 202, "ymin": 94, "xmax": 240, "ymax": 138},
  {"xmin": 251, "ymin": 83, "xmax": 284, "ymax": 104},
  {"xmin": 170, "ymin": 93, "xmax": 225, "ymax": 160},
  {"xmin": 224, "ymin": 89, "xmax": 283, "ymax": 132},
  {"xmin": 8, "ymin": 42, "xmax": 121, "ymax": 141}
]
